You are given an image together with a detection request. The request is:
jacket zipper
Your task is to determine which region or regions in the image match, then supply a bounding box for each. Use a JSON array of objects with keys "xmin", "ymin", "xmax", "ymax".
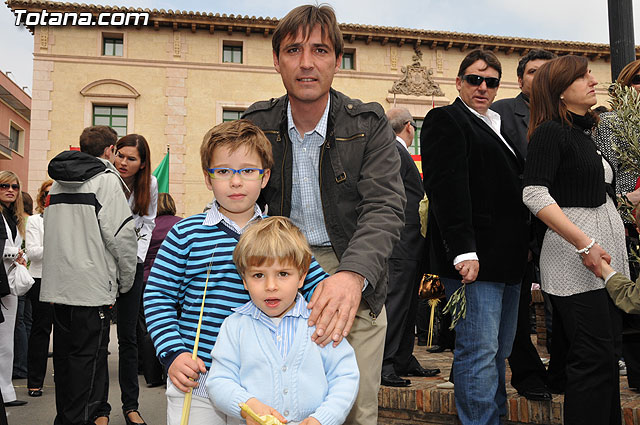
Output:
[
  {"xmin": 335, "ymin": 133, "xmax": 364, "ymax": 142},
  {"xmin": 319, "ymin": 142, "xmax": 328, "ymax": 193},
  {"xmin": 263, "ymin": 130, "xmax": 285, "ymax": 214},
  {"xmin": 370, "ymin": 311, "xmax": 377, "ymax": 326},
  {"xmin": 279, "ymin": 133, "xmax": 286, "ymax": 214}
]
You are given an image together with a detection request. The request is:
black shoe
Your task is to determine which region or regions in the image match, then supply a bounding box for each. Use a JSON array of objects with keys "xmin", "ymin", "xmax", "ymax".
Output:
[
  {"xmin": 403, "ymin": 365, "xmax": 440, "ymax": 377},
  {"xmin": 518, "ymin": 388, "xmax": 552, "ymax": 401},
  {"xmin": 426, "ymin": 345, "xmax": 445, "ymax": 353},
  {"xmin": 124, "ymin": 409, "xmax": 147, "ymax": 425},
  {"xmin": 381, "ymin": 373, "xmax": 411, "ymax": 387},
  {"xmin": 4, "ymin": 400, "xmax": 28, "ymax": 407},
  {"xmin": 28, "ymin": 388, "xmax": 43, "ymax": 397}
]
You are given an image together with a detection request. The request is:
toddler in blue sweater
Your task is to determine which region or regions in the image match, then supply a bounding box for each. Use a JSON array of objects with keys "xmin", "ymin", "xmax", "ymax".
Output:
[{"xmin": 207, "ymin": 217, "xmax": 359, "ymax": 425}]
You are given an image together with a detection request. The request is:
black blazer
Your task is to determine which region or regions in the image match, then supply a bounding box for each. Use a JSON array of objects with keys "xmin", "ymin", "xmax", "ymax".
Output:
[
  {"xmin": 491, "ymin": 93, "xmax": 530, "ymax": 158},
  {"xmin": 391, "ymin": 139, "xmax": 425, "ymax": 261},
  {"xmin": 420, "ymin": 98, "xmax": 528, "ymax": 284}
]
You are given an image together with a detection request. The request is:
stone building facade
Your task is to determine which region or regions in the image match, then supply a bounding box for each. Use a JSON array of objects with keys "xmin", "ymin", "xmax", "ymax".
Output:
[
  {"xmin": 7, "ymin": 0, "xmax": 626, "ymax": 215},
  {"xmin": 0, "ymin": 69, "xmax": 30, "ymax": 189}
]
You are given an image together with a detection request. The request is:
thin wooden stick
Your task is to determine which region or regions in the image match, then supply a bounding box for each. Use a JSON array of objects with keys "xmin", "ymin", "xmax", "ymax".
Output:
[{"xmin": 179, "ymin": 247, "xmax": 217, "ymax": 425}]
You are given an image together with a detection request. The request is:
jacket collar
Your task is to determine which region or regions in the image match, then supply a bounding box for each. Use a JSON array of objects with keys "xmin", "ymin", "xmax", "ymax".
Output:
[
  {"xmin": 513, "ymin": 93, "xmax": 530, "ymax": 118},
  {"xmin": 453, "ymin": 98, "xmax": 524, "ymax": 167}
]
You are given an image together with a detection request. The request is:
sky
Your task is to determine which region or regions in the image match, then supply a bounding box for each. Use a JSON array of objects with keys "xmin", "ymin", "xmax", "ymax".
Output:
[{"xmin": 0, "ymin": 0, "xmax": 639, "ymax": 92}]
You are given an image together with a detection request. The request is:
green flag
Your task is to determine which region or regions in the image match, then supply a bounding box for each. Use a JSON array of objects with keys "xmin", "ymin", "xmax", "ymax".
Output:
[{"xmin": 152, "ymin": 149, "xmax": 169, "ymax": 193}]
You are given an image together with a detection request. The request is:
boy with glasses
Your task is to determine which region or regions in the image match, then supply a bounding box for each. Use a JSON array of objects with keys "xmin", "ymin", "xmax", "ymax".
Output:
[{"xmin": 143, "ymin": 119, "xmax": 328, "ymax": 425}]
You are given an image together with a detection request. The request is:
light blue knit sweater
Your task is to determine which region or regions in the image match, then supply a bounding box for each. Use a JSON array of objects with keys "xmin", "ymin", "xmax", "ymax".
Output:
[{"xmin": 207, "ymin": 305, "xmax": 360, "ymax": 425}]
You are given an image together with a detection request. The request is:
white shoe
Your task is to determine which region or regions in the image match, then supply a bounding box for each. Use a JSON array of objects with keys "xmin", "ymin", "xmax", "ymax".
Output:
[
  {"xmin": 620, "ymin": 359, "xmax": 627, "ymax": 376},
  {"xmin": 436, "ymin": 381, "xmax": 454, "ymax": 389}
]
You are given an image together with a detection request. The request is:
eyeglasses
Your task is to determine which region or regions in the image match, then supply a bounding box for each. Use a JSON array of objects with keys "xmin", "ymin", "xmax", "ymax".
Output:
[
  {"xmin": 206, "ymin": 167, "xmax": 265, "ymax": 181},
  {"xmin": 405, "ymin": 121, "xmax": 417, "ymax": 130},
  {"xmin": 462, "ymin": 74, "xmax": 500, "ymax": 89},
  {"xmin": 0, "ymin": 183, "xmax": 19, "ymax": 190},
  {"xmin": 631, "ymin": 75, "xmax": 640, "ymax": 85}
]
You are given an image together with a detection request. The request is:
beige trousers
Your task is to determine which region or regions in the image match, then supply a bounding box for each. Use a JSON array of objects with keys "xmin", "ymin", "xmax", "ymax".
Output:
[{"xmin": 311, "ymin": 247, "xmax": 387, "ymax": 425}]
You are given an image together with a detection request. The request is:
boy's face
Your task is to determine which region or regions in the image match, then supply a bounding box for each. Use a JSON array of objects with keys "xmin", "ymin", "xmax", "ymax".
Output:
[
  {"xmin": 243, "ymin": 259, "xmax": 307, "ymax": 318},
  {"xmin": 203, "ymin": 145, "xmax": 270, "ymax": 226}
]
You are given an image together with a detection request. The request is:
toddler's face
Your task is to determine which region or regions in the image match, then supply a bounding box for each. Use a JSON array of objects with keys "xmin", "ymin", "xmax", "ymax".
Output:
[{"xmin": 243, "ymin": 259, "xmax": 306, "ymax": 318}]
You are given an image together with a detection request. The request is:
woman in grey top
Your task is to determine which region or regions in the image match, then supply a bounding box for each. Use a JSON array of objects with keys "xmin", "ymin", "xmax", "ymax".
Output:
[{"xmin": 523, "ymin": 55, "xmax": 627, "ymax": 425}]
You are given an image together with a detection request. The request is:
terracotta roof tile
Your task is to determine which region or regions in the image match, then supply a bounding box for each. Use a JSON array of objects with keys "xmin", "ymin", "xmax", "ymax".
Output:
[{"xmin": 5, "ymin": 0, "xmax": 630, "ymax": 56}]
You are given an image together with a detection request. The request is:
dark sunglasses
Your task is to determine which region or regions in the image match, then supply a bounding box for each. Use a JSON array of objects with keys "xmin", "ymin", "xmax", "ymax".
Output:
[
  {"xmin": 632, "ymin": 75, "xmax": 640, "ymax": 85},
  {"xmin": 405, "ymin": 121, "xmax": 417, "ymax": 130},
  {"xmin": 462, "ymin": 74, "xmax": 500, "ymax": 88},
  {"xmin": 0, "ymin": 183, "xmax": 19, "ymax": 190}
]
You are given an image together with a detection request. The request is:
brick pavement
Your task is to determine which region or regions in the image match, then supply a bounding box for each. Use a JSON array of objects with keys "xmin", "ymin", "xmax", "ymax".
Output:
[{"xmin": 378, "ymin": 338, "xmax": 640, "ymax": 424}]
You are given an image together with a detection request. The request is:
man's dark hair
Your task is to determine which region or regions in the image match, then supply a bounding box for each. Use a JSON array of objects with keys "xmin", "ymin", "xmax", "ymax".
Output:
[
  {"xmin": 516, "ymin": 49, "xmax": 557, "ymax": 78},
  {"xmin": 457, "ymin": 49, "xmax": 502, "ymax": 79},
  {"xmin": 79, "ymin": 125, "xmax": 118, "ymax": 157},
  {"xmin": 272, "ymin": 4, "xmax": 343, "ymax": 59}
]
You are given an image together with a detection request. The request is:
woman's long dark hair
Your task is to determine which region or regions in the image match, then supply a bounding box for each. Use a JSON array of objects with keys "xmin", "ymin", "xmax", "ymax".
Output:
[
  {"xmin": 528, "ymin": 55, "xmax": 599, "ymax": 140},
  {"xmin": 116, "ymin": 134, "xmax": 151, "ymax": 216}
]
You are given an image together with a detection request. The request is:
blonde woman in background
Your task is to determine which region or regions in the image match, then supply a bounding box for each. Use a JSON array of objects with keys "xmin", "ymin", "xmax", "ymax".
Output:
[{"xmin": 0, "ymin": 170, "xmax": 27, "ymax": 407}]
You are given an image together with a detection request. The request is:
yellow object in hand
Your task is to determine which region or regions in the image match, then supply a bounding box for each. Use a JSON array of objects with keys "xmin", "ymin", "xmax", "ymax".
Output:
[{"xmin": 238, "ymin": 403, "xmax": 285, "ymax": 425}]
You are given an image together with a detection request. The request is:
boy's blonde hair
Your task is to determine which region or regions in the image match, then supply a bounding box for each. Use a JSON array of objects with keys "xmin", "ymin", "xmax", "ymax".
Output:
[
  {"xmin": 200, "ymin": 119, "xmax": 274, "ymax": 172},
  {"xmin": 233, "ymin": 217, "xmax": 312, "ymax": 278}
]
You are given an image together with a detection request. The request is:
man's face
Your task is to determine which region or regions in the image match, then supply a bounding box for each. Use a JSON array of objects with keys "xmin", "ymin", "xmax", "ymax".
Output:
[
  {"xmin": 455, "ymin": 59, "xmax": 500, "ymax": 115},
  {"xmin": 518, "ymin": 59, "xmax": 549, "ymax": 97},
  {"xmin": 273, "ymin": 24, "xmax": 341, "ymax": 107},
  {"xmin": 406, "ymin": 121, "xmax": 415, "ymax": 148}
]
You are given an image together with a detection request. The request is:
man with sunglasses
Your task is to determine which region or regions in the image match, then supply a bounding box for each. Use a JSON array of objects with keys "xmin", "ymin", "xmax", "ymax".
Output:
[
  {"xmin": 491, "ymin": 49, "xmax": 556, "ymax": 403},
  {"xmin": 421, "ymin": 49, "xmax": 529, "ymax": 425}
]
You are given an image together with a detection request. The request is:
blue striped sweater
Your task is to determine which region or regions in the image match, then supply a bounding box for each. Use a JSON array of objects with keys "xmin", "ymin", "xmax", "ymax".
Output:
[{"xmin": 142, "ymin": 213, "xmax": 326, "ymax": 370}]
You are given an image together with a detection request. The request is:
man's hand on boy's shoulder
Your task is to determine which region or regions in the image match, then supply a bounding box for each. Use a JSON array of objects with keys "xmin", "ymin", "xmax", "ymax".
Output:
[
  {"xmin": 300, "ymin": 417, "xmax": 321, "ymax": 425},
  {"xmin": 244, "ymin": 397, "xmax": 288, "ymax": 425},
  {"xmin": 308, "ymin": 271, "xmax": 363, "ymax": 347},
  {"xmin": 168, "ymin": 352, "xmax": 206, "ymax": 392}
]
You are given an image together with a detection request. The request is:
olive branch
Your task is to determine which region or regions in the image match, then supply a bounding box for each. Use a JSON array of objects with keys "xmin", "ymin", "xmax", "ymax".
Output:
[
  {"xmin": 442, "ymin": 284, "xmax": 466, "ymax": 330},
  {"xmin": 609, "ymin": 83, "xmax": 640, "ymax": 268}
]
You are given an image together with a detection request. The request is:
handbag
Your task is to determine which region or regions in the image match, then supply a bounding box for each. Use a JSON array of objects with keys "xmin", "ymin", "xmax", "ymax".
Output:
[
  {"xmin": 418, "ymin": 273, "xmax": 445, "ymax": 348},
  {"xmin": 6, "ymin": 262, "xmax": 34, "ymax": 296},
  {"xmin": 418, "ymin": 273, "xmax": 444, "ymax": 300}
]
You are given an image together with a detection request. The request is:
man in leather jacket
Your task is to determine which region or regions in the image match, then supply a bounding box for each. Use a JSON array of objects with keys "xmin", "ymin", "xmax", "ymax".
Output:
[{"xmin": 243, "ymin": 5, "xmax": 405, "ymax": 424}]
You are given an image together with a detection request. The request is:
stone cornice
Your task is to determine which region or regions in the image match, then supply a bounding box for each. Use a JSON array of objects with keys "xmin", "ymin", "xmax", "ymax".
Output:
[{"xmin": 6, "ymin": 0, "xmax": 635, "ymax": 60}]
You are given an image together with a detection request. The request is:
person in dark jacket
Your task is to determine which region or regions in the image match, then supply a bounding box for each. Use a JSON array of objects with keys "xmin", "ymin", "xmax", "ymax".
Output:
[
  {"xmin": 491, "ymin": 49, "xmax": 556, "ymax": 402},
  {"xmin": 523, "ymin": 55, "xmax": 626, "ymax": 425},
  {"xmin": 243, "ymin": 5, "xmax": 405, "ymax": 424},
  {"xmin": 421, "ymin": 49, "xmax": 529, "ymax": 425},
  {"xmin": 138, "ymin": 192, "xmax": 181, "ymax": 387},
  {"xmin": 381, "ymin": 107, "xmax": 439, "ymax": 387}
]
